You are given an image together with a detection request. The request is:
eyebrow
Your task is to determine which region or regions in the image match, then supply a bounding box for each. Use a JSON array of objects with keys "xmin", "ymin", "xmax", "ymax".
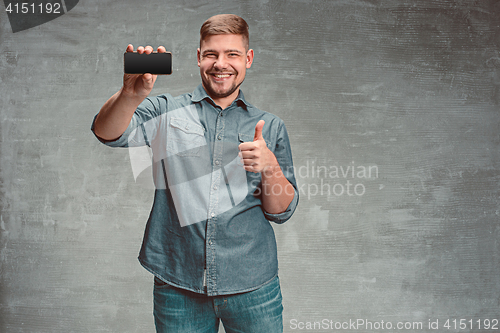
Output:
[{"xmin": 202, "ymin": 49, "xmax": 244, "ymax": 55}]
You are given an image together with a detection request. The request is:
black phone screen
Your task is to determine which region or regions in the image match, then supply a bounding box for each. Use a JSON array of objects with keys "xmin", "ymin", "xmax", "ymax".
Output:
[{"xmin": 124, "ymin": 52, "xmax": 172, "ymax": 75}]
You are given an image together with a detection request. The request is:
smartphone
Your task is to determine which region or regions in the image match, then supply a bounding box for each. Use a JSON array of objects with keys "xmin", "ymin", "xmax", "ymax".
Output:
[{"xmin": 124, "ymin": 51, "xmax": 173, "ymax": 75}]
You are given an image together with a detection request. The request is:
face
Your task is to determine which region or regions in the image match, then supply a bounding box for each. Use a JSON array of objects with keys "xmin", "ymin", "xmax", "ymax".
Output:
[{"xmin": 197, "ymin": 34, "xmax": 254, "ymax": 103}]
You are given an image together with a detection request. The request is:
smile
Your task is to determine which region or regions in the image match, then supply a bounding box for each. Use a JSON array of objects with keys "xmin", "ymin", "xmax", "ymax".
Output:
[{"xmin": 209, "ymin": 73, "xmax": 234, "ymax": 79}]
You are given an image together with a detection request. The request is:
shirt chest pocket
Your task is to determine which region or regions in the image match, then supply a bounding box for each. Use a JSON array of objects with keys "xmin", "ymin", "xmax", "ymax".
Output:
[{"xmin": 167, "ymin": 117, "xmax": 206, "ymax": 157}]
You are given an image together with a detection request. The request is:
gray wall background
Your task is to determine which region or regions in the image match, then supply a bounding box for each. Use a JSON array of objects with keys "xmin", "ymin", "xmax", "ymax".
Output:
[{"xmin": 1, "ymin": 0, "xmax": 499, "ymax": 332}]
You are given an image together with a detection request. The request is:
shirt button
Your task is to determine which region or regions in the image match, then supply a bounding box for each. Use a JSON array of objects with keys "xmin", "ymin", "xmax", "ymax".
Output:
[
  {"xmin": 215, "ymin": 160, "xmax": 220, "ymax": 166},
  {"xmin": 213, "ymin": 185, "xmax": 217, "ymax": 190},
  {"xmin": 211, "ymin": 212, "xmax": 215, "ymax": 217},
  {"xmin": 208, "ymin": 240, "xmax": 213, "ymax": 245},
  {"xmin": 217, "ymin": 135, "xmax": 222, "ymax": 140}
]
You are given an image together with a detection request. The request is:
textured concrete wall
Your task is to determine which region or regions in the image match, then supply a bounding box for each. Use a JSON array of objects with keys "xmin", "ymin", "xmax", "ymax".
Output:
[{"xmin": 1, "ymin": 0, "xmax": 499, "ymax": 332}]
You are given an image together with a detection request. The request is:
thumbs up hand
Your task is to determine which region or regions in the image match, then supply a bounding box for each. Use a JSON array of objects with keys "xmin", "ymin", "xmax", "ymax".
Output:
[
  {"xmin": 238, "ymin": 120, "xmax": 277, "ymax": 174},
  {"xmin": 239, "ymin": 120, "xmax": 295, "ymax": 214}
]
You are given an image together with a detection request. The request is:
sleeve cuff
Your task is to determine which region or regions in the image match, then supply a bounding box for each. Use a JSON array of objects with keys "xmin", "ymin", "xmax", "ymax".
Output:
[
  {"xmin": 90, "ymin": 114, "xmax": 130, "ymax": 148},
  {"xmin": 263, "ymin": 188, "xmax": 299, "ymax": 224}
]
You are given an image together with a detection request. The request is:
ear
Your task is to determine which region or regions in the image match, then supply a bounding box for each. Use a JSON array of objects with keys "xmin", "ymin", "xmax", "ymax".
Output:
[
  {"xmin": 197, "ymin": 48, "xmax": 201, "ymax": 67},
  {"xmin": 246, "ymin": 49, "xmax": 254, "ymax": 69}
]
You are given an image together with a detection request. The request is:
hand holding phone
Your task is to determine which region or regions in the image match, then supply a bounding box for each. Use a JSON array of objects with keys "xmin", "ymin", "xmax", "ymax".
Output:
[{"xmin": 121, "ymin": 44, "xmax": 169, "ymax": 100}]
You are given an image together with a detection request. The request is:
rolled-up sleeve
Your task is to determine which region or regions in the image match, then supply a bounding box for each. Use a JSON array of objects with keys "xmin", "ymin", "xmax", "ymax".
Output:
[
  {"xmin": 263, "ymin": 120, "xmax": 299, "ymax": 224},
  {"xmin": 90, "ymin": 95, "xmax": 167, "ymax": 148},
  {"xmin": 263, "ymin": 188, "xmax": 299, "ymax": 224}
]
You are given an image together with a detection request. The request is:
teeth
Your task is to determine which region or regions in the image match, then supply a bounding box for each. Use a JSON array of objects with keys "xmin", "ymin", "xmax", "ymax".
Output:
[{"xmin": 214, "ymin": 74, "xmax": 230, "ymax": 78}]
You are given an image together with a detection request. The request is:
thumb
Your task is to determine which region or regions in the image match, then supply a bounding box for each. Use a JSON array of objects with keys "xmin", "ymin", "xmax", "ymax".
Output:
[
  {"xmin": 142, "ymin": 73, "xmax": 156, "ymax": 88},
  {"xmin": 253, "ymin": 120, "xmax": 265, "ymax": 141}
]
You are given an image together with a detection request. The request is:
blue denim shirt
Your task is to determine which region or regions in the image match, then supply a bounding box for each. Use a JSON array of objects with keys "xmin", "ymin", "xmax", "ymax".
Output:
[{"xmin": 91, "ymin": 84, "xmax": 299, "ymax": 296}]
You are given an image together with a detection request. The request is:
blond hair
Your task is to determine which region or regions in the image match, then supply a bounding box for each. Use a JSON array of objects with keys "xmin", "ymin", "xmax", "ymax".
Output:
[{"xmin": 200, "ymin": 14, "xmax": 249, "ymax": 49}]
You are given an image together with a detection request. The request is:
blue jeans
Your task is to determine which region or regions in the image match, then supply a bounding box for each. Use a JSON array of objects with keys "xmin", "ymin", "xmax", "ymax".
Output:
[{"xmin": 153, "ymin": 276, "xmax": 283, "ymax": 333}]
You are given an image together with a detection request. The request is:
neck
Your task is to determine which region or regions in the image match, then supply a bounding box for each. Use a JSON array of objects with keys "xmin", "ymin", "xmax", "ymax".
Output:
[
  {"xmin": 213, "ymin": 94, "xmax": 238, "ymax": 109},
  {"xmin": 203, "ymin": 85, "xmax": 240, "ymax": 110}
]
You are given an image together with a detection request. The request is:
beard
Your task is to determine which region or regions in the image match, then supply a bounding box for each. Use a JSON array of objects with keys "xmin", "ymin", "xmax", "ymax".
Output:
[{"xmin": 201, "ymin": 72, "xmax": 244, "ymax": 100}]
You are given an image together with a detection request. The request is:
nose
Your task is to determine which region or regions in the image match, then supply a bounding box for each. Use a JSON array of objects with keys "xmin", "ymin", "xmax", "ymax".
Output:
[{"xmin": 213, "ymin": 55, "xmax": 228, "ymax": 70}]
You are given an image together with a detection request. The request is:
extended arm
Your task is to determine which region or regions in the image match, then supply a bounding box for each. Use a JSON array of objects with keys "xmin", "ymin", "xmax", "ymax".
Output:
[{"xmin": 93, "ymin": 44, "xmax": 166, "ymax": 141}]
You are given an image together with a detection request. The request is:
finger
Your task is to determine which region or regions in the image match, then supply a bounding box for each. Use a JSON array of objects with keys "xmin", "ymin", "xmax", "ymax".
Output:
[
  {"xmin": 145, "ymin": 45, "xmax": 154, "ymax": 54},
  {"xmin": 253, "ymin": 120, "xmax": 265, "ymax": 141},
  {"xmin": 137, "ymin": 46, "xmax": 145, "ymax": 54},
  {"xmin": 157, "ymin": 45, "xmax": 167, "ymax": 53},
  {"xmin": 243, "ymin": 164, "xmax": 259, "ymax": 173},
  {"xmin": 142, "ymin": 73, "xmax": 156, "ymax": 88},
  {"xmin": 126, "ymin": 44, "xmax": 134, "ymax": 52},
  {"xmin": 238, "ymin": 142, "xmax": 256, "ymax": 151},
  {"xmin": 241, "ymin": 158, "xmax": 257, "ymax": 167},
  {"xmin": 239, "ymin": 150, "xmax": 257, "ymax": 159}
]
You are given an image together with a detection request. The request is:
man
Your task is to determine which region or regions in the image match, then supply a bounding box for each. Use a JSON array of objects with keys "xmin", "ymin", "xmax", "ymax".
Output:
[{"xmin": 92, "ymin": 14, "xmax": 299, "ymax": 333}]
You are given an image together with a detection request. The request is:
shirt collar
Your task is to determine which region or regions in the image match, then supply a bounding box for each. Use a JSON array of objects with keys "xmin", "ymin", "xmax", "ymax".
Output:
[{"xmin": 191, "ymin": 84, "xmax": 250, "ymax": 110}]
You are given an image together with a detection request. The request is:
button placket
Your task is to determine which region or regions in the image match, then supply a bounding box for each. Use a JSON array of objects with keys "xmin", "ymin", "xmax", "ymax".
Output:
[{"xmin": 205, "ymin": 109, "xmax": 225, "ymax": 295}]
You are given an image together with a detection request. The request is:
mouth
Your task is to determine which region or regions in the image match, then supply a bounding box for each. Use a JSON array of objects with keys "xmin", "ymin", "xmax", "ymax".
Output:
[{"xmin": 209, "ymin": 72, "xmax": 234, "ymax": 81}]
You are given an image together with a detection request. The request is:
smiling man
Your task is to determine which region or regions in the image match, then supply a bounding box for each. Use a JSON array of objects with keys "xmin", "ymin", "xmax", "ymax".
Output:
[
  {"xmin": 91, "ymin": 14, "xmax": 299, "ymax": 333},
  {"xmin": 199, "ymin": 33, "xmax": 249, "ymax": 107}
]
